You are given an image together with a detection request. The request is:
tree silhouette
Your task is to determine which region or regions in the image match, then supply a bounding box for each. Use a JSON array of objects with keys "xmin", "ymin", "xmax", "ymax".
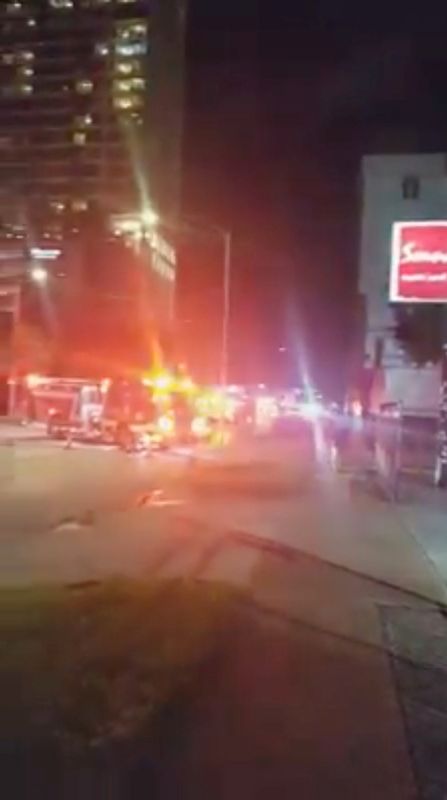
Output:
[{"xmin": 394, "ymin": 305, "xmax": 444, "ymax": 365}]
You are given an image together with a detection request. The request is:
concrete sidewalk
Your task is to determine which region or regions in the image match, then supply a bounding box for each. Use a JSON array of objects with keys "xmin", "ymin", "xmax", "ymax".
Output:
[
  {"xmin": 179, "ymin": 467, "xmax": 447, "ymax": 606},
  {"xmin": 396, "ymin": 498, "xmax": 447, "ymax": 594}
]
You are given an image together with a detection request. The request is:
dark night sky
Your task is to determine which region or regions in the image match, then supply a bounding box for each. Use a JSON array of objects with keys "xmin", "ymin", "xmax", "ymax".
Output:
[{"xmin": 179, "ymin": 0, "xmax": 447, "ymax": 395}]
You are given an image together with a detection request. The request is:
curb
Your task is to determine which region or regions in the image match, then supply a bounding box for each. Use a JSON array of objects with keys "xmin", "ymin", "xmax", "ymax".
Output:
[{"xmin": 0, "ymin": 435, "xmax": 48, "ymax": 444}]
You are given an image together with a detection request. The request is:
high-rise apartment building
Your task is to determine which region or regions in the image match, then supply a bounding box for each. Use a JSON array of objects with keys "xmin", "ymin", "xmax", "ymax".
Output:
[{"xmin": 0, "ymin": 0, "xmax": 186, "ymax": 224}]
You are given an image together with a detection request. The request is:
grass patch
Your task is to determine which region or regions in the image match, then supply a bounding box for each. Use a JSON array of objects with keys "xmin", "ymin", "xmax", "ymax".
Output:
[{"xmin": 0, "ymin": 579, "xmax": 235, "ymax": 752}]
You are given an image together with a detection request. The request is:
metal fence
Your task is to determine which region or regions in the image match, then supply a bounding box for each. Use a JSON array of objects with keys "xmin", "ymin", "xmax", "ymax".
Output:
[
  {"xmin": 373, "ymin": 403, "xmax": 403, "ymax": 500},
  {"xmin": 373, "ymin": 405, "xmax": 438, "ymax": 500}
]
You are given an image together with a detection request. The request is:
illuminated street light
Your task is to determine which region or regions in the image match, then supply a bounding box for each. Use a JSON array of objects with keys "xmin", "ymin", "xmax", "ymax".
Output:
[
  {"xmin": 141, "ymin": 208, "xmax": 159, "ymax": 227},
  {"xmin": 30, "ymin": 266, "xmax": 48, "ymax": 284}
]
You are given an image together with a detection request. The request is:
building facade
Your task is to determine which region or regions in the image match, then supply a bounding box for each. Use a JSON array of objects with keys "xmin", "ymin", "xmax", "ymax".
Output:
[
  {"xmin": 359, "ymin": 154, "xmax": 447, "ymax": 412},
  {"xmin": 0, "ymin": 0, "xmax": 186, "ymax": 224},
  {"xmin": 0, "ymin": 1, "xmax": 186, "ymax": 398}
]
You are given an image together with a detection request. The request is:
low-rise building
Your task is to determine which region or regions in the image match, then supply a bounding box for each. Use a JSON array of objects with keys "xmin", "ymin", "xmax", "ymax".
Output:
[{"xmin": 359, "ymin": 153, "xmax": 447, "ymax": 413}]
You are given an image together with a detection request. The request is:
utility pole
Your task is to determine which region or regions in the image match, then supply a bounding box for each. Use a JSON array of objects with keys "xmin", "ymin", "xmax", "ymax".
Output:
[{"xmin": 220, "ymin": 229, "xmax": 232, "ymax": 389}]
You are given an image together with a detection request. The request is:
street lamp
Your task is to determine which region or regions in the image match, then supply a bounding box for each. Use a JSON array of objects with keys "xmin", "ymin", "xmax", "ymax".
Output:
[
  {"xmin": 30, "ymin": 266, "xmax": 48, "ymax": 285},
  {"xmin": 169, "ymin": 218, "xmax": 231, "ymax": 389},
  {"xmin": 134, "ymin": 209, "xmax": 232, "ymax": 389},
  {"xmin": 184, "ymin": 222, "xmax": 232, "ymax": 389},
  {"xmin": 210, "ymin": 225, "xmax": 232, "ymax": 390},
  {"xmin": 141, "ymin": 208, "xmax": 159, "ymax": 228}
]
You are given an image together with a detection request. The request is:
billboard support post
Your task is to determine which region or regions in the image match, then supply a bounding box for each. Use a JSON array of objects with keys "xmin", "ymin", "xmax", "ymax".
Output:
[{"xmin": 435, "ymin": 313, "xmax": 447, "ymax": 487}]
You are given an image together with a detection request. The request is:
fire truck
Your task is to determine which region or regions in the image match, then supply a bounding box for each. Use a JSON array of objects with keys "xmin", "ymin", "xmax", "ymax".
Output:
[
  {"xmin": 22, "ymin": 376, "xmax": 104, "ymax": 440},
  {"xmin": 99, "ymin": 378, "xmax": 160, "ymax": 450},
  {"xmin": 24, "ymin": 371, "xmax": 218, "ymax": 450}
]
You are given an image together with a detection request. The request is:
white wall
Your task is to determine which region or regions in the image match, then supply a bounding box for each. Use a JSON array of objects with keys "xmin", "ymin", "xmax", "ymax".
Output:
[
  {"xmin": 370, "ymin": 364, "xmax": 441, "ymax": 415},
  {"xmin": 359, "ymin": 153, "xmax": 447, "ymax": 410}
]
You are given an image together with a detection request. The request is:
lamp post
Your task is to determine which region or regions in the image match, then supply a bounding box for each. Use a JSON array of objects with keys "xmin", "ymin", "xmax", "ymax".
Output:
[
  {"xmin": 143, "ymin": 211, "xmax": 232, "ymax": 390},
  {"xmin": 177, "ymin": 220, "xmax": 232, "ymax": 390},
  {"xmin": 220, "ymin": 228, "xmax": 232, "ymax": 389}
]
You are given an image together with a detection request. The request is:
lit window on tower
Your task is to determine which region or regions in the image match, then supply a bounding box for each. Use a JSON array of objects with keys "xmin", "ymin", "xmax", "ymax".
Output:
[
  {"xmin": 75, "ymin": 79, "xmax": 93, "ymax": 94},
  {"xmin": 72, "ymin": 199, "xmax": 88, "ymax": 212},
  {"xmin": 114, "ymin": 79, "xmax": 132, "ymax": 93},
  {"xmin": 114, "ymin": 95, "xmax": 142, "ymax": 110},
  {"xmin": 95, "ymin": 43, "xmax": 109, "ymax": 57},
  {"xmin": 115, "ymin": 42, "xmax": 146, "ymax": 57},
  {"xmin": 75, "ymin": 114, "xmax": 93, "ymax": 128},
  {"xmin": 49, "ymin": 0, "xmax": 74, "ymax": 9},
  {"xmin": 6, "ymin": 2, "xmax": 23, "ymax": 13},
  {"xmin": 17, "ymin": 51, "xmax": 34, "ymax": 63},
  {"xmin": 115, "ymin": 60, "xmax": 141, "ymax": 75},
  {"xmin": 73, "ymin": 131, "xmax": 86, "ymax": 146}
]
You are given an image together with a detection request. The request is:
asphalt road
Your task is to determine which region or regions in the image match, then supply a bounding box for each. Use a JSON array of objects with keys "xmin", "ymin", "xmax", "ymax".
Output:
[
  {"xmin": 0, "ymin": 436, "xmax": 195, "ymax": 585},
  {"xmin": 0, "ymin": 431, "xmax": 445, "ymax": 598},
  {"xmin": 0, "ymin": 430, "xmax": 318, "ymax": 584}
]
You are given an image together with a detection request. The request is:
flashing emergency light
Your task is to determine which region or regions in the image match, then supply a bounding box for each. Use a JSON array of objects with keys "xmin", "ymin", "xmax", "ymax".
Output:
[
  {"xmin": 191, "ymin": 415, "xmax": 210, "ymax": 437},
  {"xmin": 153, "ymin": 374, "xmax": 172, "ymax": 391},
  {"xmin": 178, "ymin": 376, "xmax": 195, "ymax": 393},
  {"xmin": 157, "ymin": 414, "xmax": 175, "ymax": 434}
]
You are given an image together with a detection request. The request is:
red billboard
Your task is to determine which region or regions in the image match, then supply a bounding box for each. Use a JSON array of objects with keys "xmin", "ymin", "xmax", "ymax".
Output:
[{"xmin": 390, "ymin": 221, "xmax": 447, "ymax": 303}]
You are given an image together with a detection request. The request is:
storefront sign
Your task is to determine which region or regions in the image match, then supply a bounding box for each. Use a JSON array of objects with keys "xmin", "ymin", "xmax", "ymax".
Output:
[{"xmin": 390, "ymin": 221, "xmax": 447, "ymax": 302}]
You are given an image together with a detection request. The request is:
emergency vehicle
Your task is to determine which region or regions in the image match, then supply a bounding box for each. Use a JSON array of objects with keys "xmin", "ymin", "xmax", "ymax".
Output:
[{"xmin": 22, "ymin": 376, "xmax": 103, "ymax": 439}]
